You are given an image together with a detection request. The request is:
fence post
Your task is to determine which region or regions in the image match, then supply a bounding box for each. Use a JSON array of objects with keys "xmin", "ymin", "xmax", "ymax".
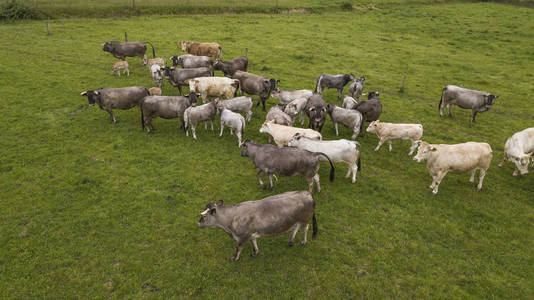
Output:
[
  {"xmin": 46, "ymin": 19, "xmax": 50, "ymax": 35},
  {"xmin": 132, "ymin": 0, "xmax": 135, "ymax": 9},
  {"xmin": 125, "ymin": 32, "xmax": 128, "ymax": 42},
  {"xmin": 399, "ymin": 74, "xmax": 406, "ymax": 93}
]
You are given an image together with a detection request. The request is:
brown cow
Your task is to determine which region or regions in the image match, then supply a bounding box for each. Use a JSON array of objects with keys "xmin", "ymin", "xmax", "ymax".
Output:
[{"xmin": 181, "ymin": 41, "xmax": 222, "ymax": 60}]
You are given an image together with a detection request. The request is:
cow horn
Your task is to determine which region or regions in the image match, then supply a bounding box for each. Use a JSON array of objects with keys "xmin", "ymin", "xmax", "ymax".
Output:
[
  {"xmin": 80, "ymin": 91, "xmax": 87, "ymax": 96},
  {"xmin": 200, "ymin": 208, "xmax": 210, "ymax": 216}
]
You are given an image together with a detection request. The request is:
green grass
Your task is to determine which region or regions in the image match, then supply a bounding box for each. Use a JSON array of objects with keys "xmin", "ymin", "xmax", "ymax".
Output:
[{"xmin": 1, "ymin": 2, "xmax": 534, "ymax": 298}]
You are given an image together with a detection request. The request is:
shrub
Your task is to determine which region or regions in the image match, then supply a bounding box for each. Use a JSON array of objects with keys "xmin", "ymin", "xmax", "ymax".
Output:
[
  {"xmin": 0, "ymin": 1, "xmax": 48, "ymax": 21},
  {"xmin": 340, "ymin": 1, "xmax": 353, "ymax": 11}
]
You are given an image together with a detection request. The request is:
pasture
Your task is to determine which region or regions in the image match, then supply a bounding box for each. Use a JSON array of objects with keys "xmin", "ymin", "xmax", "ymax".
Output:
[{"xmin": 1, "ymin": 2, "xmax": 534, "ymax": 298}]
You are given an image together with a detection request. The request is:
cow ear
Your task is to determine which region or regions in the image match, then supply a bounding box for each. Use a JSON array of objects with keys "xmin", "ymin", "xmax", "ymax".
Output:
[
  {"xmin": 430, "ymin": 146, "xmax": 437, "ymax": 152},
  {"xmin": 94, "ymin": 91, "xmax": 100, "ymax": 95},
  {"xmin": 216, "ymin": 200, "xmax": 224, "ymax": 206},
  {"xmin": 209, "ymin": 208, "xmax": 216, "ymax": 215},
  {"xmin": 309, "ymin": 107, "xmax": 315, "ymax": 112}
]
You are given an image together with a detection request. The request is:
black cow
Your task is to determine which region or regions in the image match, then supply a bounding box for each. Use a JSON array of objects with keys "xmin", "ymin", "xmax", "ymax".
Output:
[{"xmin": 102, "ymin": 41, "xmax": 155, "ymax": 65}]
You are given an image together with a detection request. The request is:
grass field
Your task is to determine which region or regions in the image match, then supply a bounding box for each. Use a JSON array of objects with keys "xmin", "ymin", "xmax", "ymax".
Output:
[{"xmin": 1, "ymin": 1, "xmax": 534, "ymax": 298}]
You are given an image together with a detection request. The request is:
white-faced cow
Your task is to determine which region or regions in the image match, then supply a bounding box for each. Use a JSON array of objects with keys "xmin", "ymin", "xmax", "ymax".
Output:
[
  {"xmin": 439, "ymin": 85, "xmax": 499, "ymax": 122},
  {"xmin": 80, "ymin": 86, "xmax": 149, "ymax": 123},
  {"xmin": 498, "ymin": 127, "xmax": 534, "ymax": 176},
  {"xmin": 198, "ymin": 191, "xmax": 317, "ymax": 261}
]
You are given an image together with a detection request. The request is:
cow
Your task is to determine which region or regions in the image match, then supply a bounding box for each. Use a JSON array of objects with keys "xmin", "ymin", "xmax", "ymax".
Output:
[
  {"xmin": 185, "ymin": 76, "xmax": 240, "ymax": 103},
  {"xmin": 218, "ymin": 108, "xmax": 246, "ymax": 147},
  {"xmin": 170, "ymin": 54, "xmax": 212, "ymax": 69},
  {"xmin": 413, "ymin": 141, "xmax": 493, "ymax": 194},
  {"xmin": 348, "ymin": 77, "xmax": 365, "ymax": 100},
  {"xmin": 213, "ymin": 56, "xmax": 248, "ymax": 77},
  {"xmin": 232, "ymin": 71, "xmax": 279, "ymax": 111},
  {"xmin": 181, "ymin": 41, "xmax": 222, "ymax": 60},
  {"xmin": 198, "ymin": 191, "xmax": 317, "ymax": 261},
  {"xmin": 259, "ymin": 121, "xmax": 321, "ymax": 147},
  {"xmin": 110, "ymin": 61, "xmax": 129, "ymax": 77},
  {"xmin": 271, "ymin": 89, "xmax": 313, "ymax": 105},
  {"xmin": 366, "ymin": 120, "xmax": 423, "ymax": 155},
  {"xmin": 164, "ymin": 66, "xmax": 212, "ymax": 95},
  {"xmin": 146, "ymin": 57, "xmax": 165, "ymax": 68},
  {"xmin": 214, "ymin": 96, "xmax": 253, "ymax": 122},
  {"xmin": 353, "ymin": 91, "xmax": 382, "ymax": 135},
  {"xmin": 150, "ymin": 64, "xmax": 163, "ymax": 88},
  {"xmin": 326, "ymin": 104, "xmax": 363, "ymax": 140},
  {"xmin": 265, "ymin": 105, "xmax": 293, "ymax": 127},
  {"xmin": 80, "ymin": 86, "xmax": 149, "ymax": 123},
  {"xmin": 288, "ymin": 133, "xmax": 361, "ymax": 183},
  {"xmin": 241, "ymin": 140, "xmax": 334, "ymax": 193},
  {"xmin": 498, "ymin": 127, "xmax": 534, "ymax": 176},
  {"xmin": 341, "ymin": 95, "xmax": 358, "ymax": 110},
  {"xmin": 315, "ymin": 73, "xmax": 355, "ymax": 100},
  {"xmin": 283, "ymin": 97, "xmax": 309, "ymax": 125},
  {"xmin": 139, "ymin": 93, "xmax": 198, "ymax": 133},
  {"xmin": 439, "ymin": 85, "xmax": 499, "ymax": 122},
  {"xmin": 183, "ymin": 101, "xmax": 218, "ymax": 140},
  {"xmin": 102, "ymin": 41, "xmax": 155, "ymax": 65},
  {"xmin": 305, "ymin": 94, "xmax": 327, "ymax": 132}
]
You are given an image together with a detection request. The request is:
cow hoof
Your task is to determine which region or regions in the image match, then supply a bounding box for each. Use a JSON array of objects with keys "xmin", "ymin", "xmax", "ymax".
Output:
[
  {"xmin": 229, "ymin": 257, "xmax": 238, "ymax": 262},
  {"xmin": 288, "ymin": 241, "xmax": 294, "ymax": 247},
  {"xmin": 300, "ymin": 241, "xmax": 307, "ymax": 247},
  {"xmin": 262, "ymin": 185, "xmax": 268, "ymax": 190},
  {"xmin": 250, "ymin": 252, "xmax": 258, "ymax": 258},
  {"xmin": 432, "ymin": 190, "xmax": 438, "ymax": 195}
]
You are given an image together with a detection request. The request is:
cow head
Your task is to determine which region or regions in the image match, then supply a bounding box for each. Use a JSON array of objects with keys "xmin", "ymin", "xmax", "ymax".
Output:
[
  {"xmin": 269, "ymin": 79, "xmax": 280, "ymax": 92},
  {"xmin": 413, "ymin": 141, "xmax": 435, "ymax": 163},
  {"xmin": 512, "ymin": 152, "xmax": 533, "ymax": 175},
  {"xmin": 357, "ymin": 77, "xmax": 365, "ymax": 83},
  {"xmin": 170, "ymin": 56, "xmax": 180, "ymax": 67},
  {"xmin": 186, "ymin": 93, "xmax": 199, "ymax": 107},
  {"xmin": 240, "ymin": 140, "xmax": 254, "ymax": 157},
  {"xmin": 180, "ymin": 41, "xmax": 189, "ymax": 52},
  {"xmin": 287, "ymin": 133, "xmax": 303, "ymax": 148},
  {"xmin": 308, "ymin": 106, "xmax": 327, "ymax": 124},
  {"xmin": 366, "ymin": 120, "xmax": 380, "ymax": 133},
  {"xmin": 80, "ymin": 90, "xmax": 101, "ymax": 106},
  {"xmin": 345, "ymin": 73, "xmax": 356, "ymax": 83},
  {"xmin": 213, "ymin": 60, "xmax": 224, "ymax": 70},
  {"xmin": 368, "ymin": 91, "xmax": 380, "ymax": 100},
  {"xmin": 164, "ymin": 66, "xmax": 174, "ymax": 78},
  {"xmin": 102, "ymin": 41, "xmax": 118, "ymax": 53},
  {"xmin": 326, "ymin": 103, "xmax": 336, "ymax": 114},
  {"xmin": 259, "ymin": 121, "xmax": 273, "ymax": 135},
  {"xmin": 485, "ymin": 94, "xmax": 499, "ymax": 106},
  {"xmin": 198, "ymin": 200, "xmax": 224, "ymax": 228}
]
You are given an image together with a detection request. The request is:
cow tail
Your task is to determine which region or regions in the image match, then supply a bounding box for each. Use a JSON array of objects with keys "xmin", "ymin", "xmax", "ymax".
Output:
[
  {"xmin": 183, "ymin": 110, "xmax": 189, "ymax": 133},
  {"xmin": 241, "ymin": 117, "xmax": 245, "ymax": 136},
  {"xmin": 438, "ymin": 87, "xmax": 445, "ymax": 112},
  {"xmin": 218, "ymin": 46, "xmax": 222, "ymax": 59},
  {"xmin": 359, "ymin": 118, "xmax": 364, "ymax": 134},
  {"xmin": 140, "ymin": 101, "xmax": 145, "ymax": 130},
  {"xmin": 312, "ymin": 214, "xmax": 318, "ymax": 239},
  {"xmin": 315, "ymin": 76, "xmax": 321, "ymax": 93},
  {"xmin": 233, "ymin": 80, "xmax": 240, "ymax": 97},
  {"xmin": 145, "ymin": 41, "xmax": 156, "ymax": 58},
  {"xmin": 353, "ymin": 141, "xmax": 361, "ymax": 171},
  {"xmin": 315, "ymin": 152, "xmax": 335, "ymax": 182}
]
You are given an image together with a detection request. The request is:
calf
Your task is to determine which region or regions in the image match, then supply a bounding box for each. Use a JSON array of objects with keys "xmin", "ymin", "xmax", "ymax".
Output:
[
  {"xmin": 289, "ymin": 134, "xmax": 361, "ymax": 183},
  {"xmin": 198, "ymin": 191, "xmax": 317, "ymax": 261},
  {"xmin": 186, "ymin": 76, "xmax": 240, "ymax": 103},
  {"xmin": 265, "ymin": 105, "xmax": 293, "ymax": 127},
  {"xmin": 315, "ymin": 73, "xmax": 355, "ymax": 100},
  {"xmin": 439, "ymin": 85, "xmax": 499, "ymax": 122},
  {"xmin": 342, "ymin": 95, "xmax": 358, "ymax": 110},
  {"xmin": 348, "ymin": 77, "xmax": 365, "ymax": 100},
  {"xmin": 150, "ymin": 64, "xmax": 163, "ymax": 88},
  {"xmin": 164, "ymin": 66, "xmax": 212, "ymax": 95},
  {"xmin": 271, "ymin": 89, "xmax": 313, "ymax": 105},
  {"xmin": 103, "ymin": 41, "xmax": 155, "ymax": 65},
  {"xmin": 146, "ymin": 57, "xmax": 165, "ymax": 68},
  {"xmin": 232, "ymin": 71, "xmax": 279, "ymax": 111},
  {"xmin": 219, "ymin": 108, "xmax": 246, "ymax": 147},
  {"xmin": 80, "ymin": 86, "xmax": 149, "ymax": 123},
  {"xmin": 413, "ymin": 141, "xmax": 493, "ymax": 194},
  {"xmin": 140, "ymin": 93, "xmax": 198, "ymax": 133},
  {"xmin": 213, "ymin": 56, "xmax": 248, "ymax": 77},
  {"xmin": 284, "ymin": 97, "xmax": 308, "ymax": 125},
  {"xmin": 148, "ymin": 87, "xmax": 161, "ymax": 96},
  {"xmin": 214, "ymin": 96, "xmax": 253, "ymax": 122},
  {"xmin": 181, "ymin": 41, "xmax": 222, "ymax": 60},
  {"xmin": 326, "ymin": 104, "xmax": 363, "ymax": 140},
  {"xmin": 305, "ymin": 94, "xmax": 327, "ymax": 132},
  {"xmin": 241, "ymin": 140, "xmax": 334, "ymax": 193},
  {"xmin": 183, "ymin": 101, "xmax": 217, "ymax": 139},
  {"xmin": 170, "ymin": 54, "xmax": 212, "ymax": 69},
  {"xmin": 111, "ymin": 61, "xmax": 129, "ymax": 77},
  {"xmin": 366, "ymin": 120, "xmax": 423, "ymax": 155},
  {"xmin": 259, "ymin": 121, "xmax": 321, "ymax": 147},
  {"xmin": 498, "ymin": 127, "xmax": 534, "ymax": 176}
]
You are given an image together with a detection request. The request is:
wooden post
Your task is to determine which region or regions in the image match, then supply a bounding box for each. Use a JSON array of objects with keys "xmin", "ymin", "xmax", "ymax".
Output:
[
  {"xmin": 399, "ymin": 74, "xmax": 406, "ymax": 93},
  {"xmin": 46, "ymin": 20, "xmax": 50, "ymax": 35},
  {"xmin": 125, "ymin": 32, "xmax": 128, "ymax": 42},
  {"xmin": 276, "ymin": 0, "xmax": 279, "ymax": 13},
  {"xmin": 132, "ymin": 0, "xmax": 135, "ymax": 9},
  {"xmin": 245, "ymin": 47, "xmax": 248, "ymax": 57}
]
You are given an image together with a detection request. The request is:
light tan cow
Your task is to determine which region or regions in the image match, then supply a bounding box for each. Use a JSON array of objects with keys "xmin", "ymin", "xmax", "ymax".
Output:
[
  {"xmin": 146, "ymin": 57, "xmax": 165, "ymax": 68},
  {"xmin": 259, "ymin": 121, "xmax": 321, "ymax": 147},
  {"xmin": 148, "ymin": 87, "xmax": 161, "ymax": 96},
  {"xmin": 110, "ymin": 61, "xmax": 129, "ymax": 77},
  {"xmin": 413, "ymin": 141, "xmax": 492, "ymax": 194},
  {"xmin": 367, "ymin": 120, "xmax": 423, "ymax": 155},
  {"xmin": 181, "ymin": 41, "xmax": 222, "ymax": 60}
]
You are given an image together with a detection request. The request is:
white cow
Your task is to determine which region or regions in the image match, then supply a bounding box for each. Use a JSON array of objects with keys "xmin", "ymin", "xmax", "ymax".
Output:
[
  {"xmin": 214, "ymin": 96, "xmax": 253, "ymax": 122},
  {"xmin": 150, "ymin": 64, "xmax": 163, "ymax": 88},
  {"xmin": 498, "ymin": 127, "xmax": 534, "ymax": 176},
  {"xmin": 259, "ymin": 120, "xmax": 321, "ymax": 147},
  {"xmin": 186, "ymin": 77, "xmax": 240, "ymax": 103},
  {"xmin": 288, "ymin": 134, "xmax": 361, "ymax": 183},
  {"xmin": 219, "ymin": 108, "xmax": 246, "ymax": 147},
  {"xmin": 271, "ymin": 89, "xmax": 313, "ymax": 105},
  {"xmin": 284, "ymin": 97, "xmax": 309, "ymax": 125},
  {"xmin": 366, "ymin": 120, "xmax": 423, "ymax": 155},
  {"xmin": 413, "ymin": 141, "xmax": 493, "ymax": 194}
]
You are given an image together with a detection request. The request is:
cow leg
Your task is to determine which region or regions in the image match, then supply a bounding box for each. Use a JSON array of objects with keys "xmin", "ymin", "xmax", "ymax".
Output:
[
  {"xmin": 142, "ymin": 54, "xmax": 147, "ymax": 65},
  {"xmin": 447, "ymin": 104, "xmax": 452, "ymax": 117},
  {"xmin": 192, "ymin": 124, "xmax": 197, "ymax": 139},
  {"xmin": 471, "ymin": 111, "xmax": 477, "ymax": 123},
  {"xmin": 351, "ymin": 127, "xmax": 359, "ymax": 140},
  {"xmin": 408, "ymin": 140, "xmax": 418, "ymax": 156},
  {"xmin": 204, "ymin": 121, "xmax": 208, "ymax": 130},
  {"xmin": 261, "ymin": 98, "xmax": 266, "ymax": 112},
  {"xmin": 345, "ymin": 164, "xmax": 352, "ymax": 179},
  {"xmin": 257, "ymin": 170, "xmax": 266, "ymax": 188},
  {"xmin": 429, "ymin": 172, "xmax": 438, "ymax": 189},
  {"xmin": 288, "ymin": 224, "xmax": 301, "ymax": 247},
  {"xmin": 219, "ymin": 121, "xmax": 224, "ymax": 137},
  {"xmin": 477, "ymin": 168, "xmax": 487, "ymax": 190},
  {"xmin": 246, "ymin": 111, "xmax": 252, "ymax": 122},
  {"xmin": 300, "ymin": 112, "xmax": 305, "ymax": 125},
  {"xmin": 301, "ymin": 223, "xmax": 310, "ymax": 246},
  {"xmin": 313, "ymin": 174, "xmax": 321, "ymax": 193},
  {"xmin": 347, "ymin": 162, "xmax": 358, "ymax": 183},
  {"xmin": 268, "ymin": 173, "xmax": 274, "ymax": 190},
  {"xmin": 334, "ymin": 122, "xmax": 339, "ymax": 136},
  {"xmin": 337, "ymin": 88, "xmax": 342, "ymax": 100},
  {"xmin": 388, "ymin": 140, "xmax": 393, "ymax": 152},
  {"xmin": 250, "ymin": 239, "xmax": 259, "ymax": 258},
  {"xmin": 210, "ymin": 120, "xmax": 214, "ymax": 131},
  {"xmin": 126, "ymin": 68, "xmax": 129, "ymax": 76},
  {"xmin": 178, "ymin": 85, "xmax": 183, "ymax": 96},
  {"xmin": 230, "ymin": 129, "xmax": 234, "ymax": 135},
  {"xmin": 230, "ymin": 242, "xmax": 245, "ymax": 262},
  {"xmin": 513, "ymin": 167, "xmax": 519, "ymax": 176},
  {"xmin": 374, "ymin": 139, "xmax": 385, "ymax": 152},
  {"xmin": 237, "ymin": 131, "xmax": 242, "ymax": 147},
  {"xmin": 439, "ymin": 100, "xmax": 444, "ymax": 117},
  {"xmin": 106, "ymin": 109, "xmax": 116, "ymax": 124},
  {"xmin": 432, "ymin": 171, "xmax": 447, "ymax": 194},
  {"xmin": 469, "ymin": 169, "xmax": 477, "ymax": 183},
  {"xmin": 498, "ymin": 154, "xmax": 508, "ymax": 167}
]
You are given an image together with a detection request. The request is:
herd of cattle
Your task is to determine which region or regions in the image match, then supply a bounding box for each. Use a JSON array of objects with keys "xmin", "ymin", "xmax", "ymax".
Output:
[{"xmin": 80, "ymin": 40, "xmax": 533, "ymax": 261}]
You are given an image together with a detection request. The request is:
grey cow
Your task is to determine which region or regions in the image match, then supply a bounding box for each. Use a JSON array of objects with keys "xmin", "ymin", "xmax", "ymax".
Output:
[
  {"xmin": 183, "ymin": 101, "xmax": 218, "ymax": 139},
  {"xmin": 315, "ymin": 73, "xmax": 355, "ymax": 100},
  {"xmin": 305, "ymin": 94, "xmax": 328, "ymax": 132},
  {"xmin": 326, "ymin": 104, "xmax": 363, "ymax": 140},
  {"xmin": 348, "ymin": 77, "xmax": 365, "ymax": 101},
  {"xmin": 140, "ymin": 93, "xmax": 198, "ymax": 133},
  {"xmin": 213, "ymin": 56, "xmax": 248, "ymax": 77},
  {"xmin": 170, "ymin": 54, "xmax": 212, "ymax": 69},
  {"xmin": 164, "ymin": 66, "xmax": 212, "ymax": 95},
  {"xmin": 439, "ymin": 85, "xmax": 499, "ymax": 122},
  {"xmin": 198, "ymin": 191, "xmax": 317, "ymax": 261},
  {"xmin": 103, "ymin": 41, "xmax": 155, "ymax": 65},
  {"xmin": 241, "ymin": 140, "xmax": 334, "ymax": 193},
  {"xmin": 232, "ymin": 70, "xmax": 279, "ymax": 111},
  {"xmin": 353, "ymin": 91, "xmax": 382, "ymax": 135},
  {"xmin": 80, "ymin": 86, "xmax": 149, "ymax": 123}
]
